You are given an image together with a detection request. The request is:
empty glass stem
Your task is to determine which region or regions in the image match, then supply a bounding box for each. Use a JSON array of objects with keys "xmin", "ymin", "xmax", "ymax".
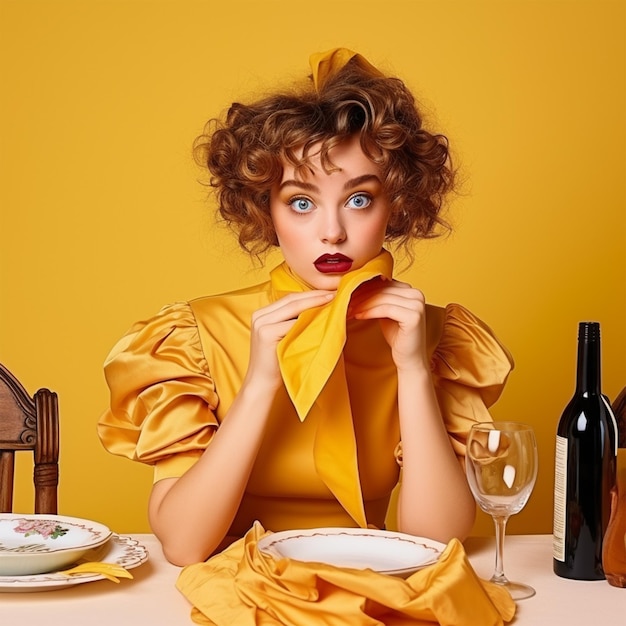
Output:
[{"xmin": 492, "ymin": 514, "xmax": 510, "ymax": 585}]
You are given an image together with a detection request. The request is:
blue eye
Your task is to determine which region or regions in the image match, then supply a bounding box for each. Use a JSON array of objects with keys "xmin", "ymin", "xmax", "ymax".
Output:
[
  {"xmin": 289, "ymin": 197, "xmax": 314, "ymax": 213},
  {"xmin": 346, "ymin": 193, "xmax": 372, "ymax": 209}
]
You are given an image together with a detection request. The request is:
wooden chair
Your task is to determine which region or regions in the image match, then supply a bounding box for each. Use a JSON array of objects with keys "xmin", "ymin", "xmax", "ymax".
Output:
[{"xmin": 0, "ymin": 363, "xmax": 59, "ymax": 514}]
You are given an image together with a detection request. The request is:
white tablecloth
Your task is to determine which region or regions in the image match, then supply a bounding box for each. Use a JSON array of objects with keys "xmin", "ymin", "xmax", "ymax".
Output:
[{"xmin": 2, "ymin": 534, "xmax": 625, "ymax": 624}]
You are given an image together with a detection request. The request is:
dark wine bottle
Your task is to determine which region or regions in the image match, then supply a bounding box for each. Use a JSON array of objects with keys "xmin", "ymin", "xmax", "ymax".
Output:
[{"xmin": 553, "ymin": 321, "xmax": 618, "ymax": 580}]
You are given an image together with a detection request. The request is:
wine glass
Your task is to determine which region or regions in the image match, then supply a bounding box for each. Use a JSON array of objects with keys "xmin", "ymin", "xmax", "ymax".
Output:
[{"xmin": 466, "ymin": 421, "xmax": 538, "ymax": 600}]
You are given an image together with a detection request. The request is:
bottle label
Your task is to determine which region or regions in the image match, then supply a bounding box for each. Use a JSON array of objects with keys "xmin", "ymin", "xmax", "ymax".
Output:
[{"xmin": 553, "ymin": 435, "xmax": 567, "ymax": 561}]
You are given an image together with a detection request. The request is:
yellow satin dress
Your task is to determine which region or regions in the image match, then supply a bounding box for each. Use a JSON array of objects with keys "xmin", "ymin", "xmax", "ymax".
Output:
[{"xmin": 98, "ymin": 251, "xmax": 513, "ymax": 537}]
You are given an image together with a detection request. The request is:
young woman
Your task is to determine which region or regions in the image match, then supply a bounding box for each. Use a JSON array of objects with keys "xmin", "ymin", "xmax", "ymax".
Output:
[{"xmin": 98, "ymin": 49, "xmax": 514, "ymax": 566}]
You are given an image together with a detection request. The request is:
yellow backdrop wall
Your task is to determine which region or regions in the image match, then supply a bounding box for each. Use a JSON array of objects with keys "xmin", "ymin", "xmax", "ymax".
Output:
[{"xmin": 1, "ymin": 0, "xmax": 624, "ymax": 538}]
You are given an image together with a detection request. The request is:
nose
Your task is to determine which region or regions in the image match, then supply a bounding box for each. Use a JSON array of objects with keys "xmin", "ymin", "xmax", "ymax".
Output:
[{"xmin": 320, "ymin": 209, "xmax": 347, "ymax": 244}]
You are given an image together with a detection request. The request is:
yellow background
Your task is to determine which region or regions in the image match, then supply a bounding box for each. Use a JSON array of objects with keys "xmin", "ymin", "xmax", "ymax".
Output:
[{"xmin": 1, "ymin": 0, "xmax": 624, "ymax": 538}]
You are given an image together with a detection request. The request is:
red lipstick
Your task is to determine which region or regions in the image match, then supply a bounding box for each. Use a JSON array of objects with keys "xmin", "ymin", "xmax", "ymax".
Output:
[{"xmin": 314, "ymin": 253, "xmax": 354, "ymax": 274}]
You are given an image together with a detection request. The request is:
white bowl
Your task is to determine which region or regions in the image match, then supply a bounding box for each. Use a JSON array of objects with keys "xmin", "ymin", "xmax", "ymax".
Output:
[
  {"xmin": 0, "ymin": 514, "xmax": 112, "ymax": 575},
  {"xmin": 257, "ymin": 527, "xmax": 446, "ymax": 578}
]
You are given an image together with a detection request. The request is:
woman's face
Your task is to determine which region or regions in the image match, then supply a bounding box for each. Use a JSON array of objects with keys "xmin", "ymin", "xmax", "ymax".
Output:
[{"xmin": 270, "ymin": 135, "xmax": 392, "ymax": 290}]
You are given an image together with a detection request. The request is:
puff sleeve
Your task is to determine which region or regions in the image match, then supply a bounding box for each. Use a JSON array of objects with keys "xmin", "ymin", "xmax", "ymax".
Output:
[
  {"xmin": 98, "ymin": 302, "xmax": 219, "ymax": 482},
  {"xmin": 431, "ymin": 304, "xmax": 514, "ymax": 458}
]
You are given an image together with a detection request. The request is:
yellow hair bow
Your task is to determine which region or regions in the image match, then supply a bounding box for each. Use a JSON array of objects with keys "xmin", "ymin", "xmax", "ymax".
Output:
[{"xmin": 309, "ymin": 48, "xmax": 383, "ymax": 91}]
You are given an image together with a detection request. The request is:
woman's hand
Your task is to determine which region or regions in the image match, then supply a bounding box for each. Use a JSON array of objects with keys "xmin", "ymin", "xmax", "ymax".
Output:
[
  {"xmin": 349, "ymin": 278, "xmax": 475, "ymax": 542},
  {"xmin": 348, "ymin": 278, "xmax": 428, "ymax": 372},
  {"xmin": 244, "ymin": 290, "xmax": 335, "ymax": 390},
  {"xmin": 151, "ymin": 289, "xmax": 336, "ymax": 565}
]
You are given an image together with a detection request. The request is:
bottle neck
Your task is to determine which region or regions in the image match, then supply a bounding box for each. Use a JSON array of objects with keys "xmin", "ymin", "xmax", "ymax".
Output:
[{"xmin": 576, "ymin": 322, "xmax": 602, "ymax": 394}]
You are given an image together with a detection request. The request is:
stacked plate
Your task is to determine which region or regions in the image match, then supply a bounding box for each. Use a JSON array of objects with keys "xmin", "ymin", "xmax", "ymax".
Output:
[{"xmin": 0, "ymin": 513, "xmax": 148, "ymax": 592}]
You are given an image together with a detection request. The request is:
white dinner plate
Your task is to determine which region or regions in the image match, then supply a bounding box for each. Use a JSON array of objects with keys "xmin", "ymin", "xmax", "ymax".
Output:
[
  {"xmin": 0, "ymin": 534, "xmax": 148, "ymax": 592},
  {"xmin": 257, "ymin": 527, "xmax": 445, "ymax": 577}
]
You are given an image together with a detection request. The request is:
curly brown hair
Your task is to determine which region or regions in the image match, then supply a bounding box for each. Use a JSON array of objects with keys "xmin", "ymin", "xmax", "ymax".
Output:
[{"xmin": 194, "ymin": 57, "xmax": 455, "ymax": 258}]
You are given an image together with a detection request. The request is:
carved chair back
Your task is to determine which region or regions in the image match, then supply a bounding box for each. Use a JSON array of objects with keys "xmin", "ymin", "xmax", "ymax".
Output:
[{"xmin": 0, "ymin": 363, "xmax": 59, "ymax": 513}]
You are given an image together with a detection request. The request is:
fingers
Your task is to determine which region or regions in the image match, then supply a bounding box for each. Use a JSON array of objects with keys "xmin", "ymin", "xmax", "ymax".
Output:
[
  {"xmin": 348, "ymin": 280, "xmax": 425, "ymax": 321},
  {"xmin": 348, "ymin": 280, "xmax": 429, "ymax": 370},
  {"xmin": 249, "ymin": 290, "xmax": 336, "ymax": 355},
  {"xmin": 246, "ymin": 290, "xmax": 336, "ymax": 389},
  {"xmin": 252, "ymin": 290, "xmax": 335, "ymax": 328}
]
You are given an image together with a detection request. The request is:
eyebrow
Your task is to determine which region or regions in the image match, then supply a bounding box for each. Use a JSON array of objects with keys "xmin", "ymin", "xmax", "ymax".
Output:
[{"xmin": 278, "ymin": 174, "xmax": 382, "ymax": 192}]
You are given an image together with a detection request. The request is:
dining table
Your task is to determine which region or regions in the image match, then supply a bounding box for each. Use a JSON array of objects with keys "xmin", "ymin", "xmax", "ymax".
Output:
[{"xmin": 2, "ymin": 533, "xmax": 624, "ymax": 625}]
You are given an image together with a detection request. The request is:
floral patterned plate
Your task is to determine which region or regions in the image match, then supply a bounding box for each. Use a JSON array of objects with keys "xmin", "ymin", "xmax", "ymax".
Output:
[
  {"xmin": 258, "ymin": 527, "xmax": 446, "ymax": 578},
  {"xmin": 0, "ymin": 514, "xmax": 112, "ymax": 576},
  {"xmin": 0, "ymin": 533, "xmax": 148, "ymax": 592}
]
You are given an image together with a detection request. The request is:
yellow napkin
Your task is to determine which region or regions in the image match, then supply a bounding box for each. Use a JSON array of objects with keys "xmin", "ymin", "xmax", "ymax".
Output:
[
  {"xmin": 59, "ymin": 561, "xmax": 133, "ymax": 583},
  {"xmin": 176, "ymin": 522, "xmax": 516, "ymax": 626},
  {"xmin": 273, "ymin": 250, "xmax": 393, "ymax": 527},
  {"xmin": 309, "ymin": 47, "xmax": 384, "ymax": 91},
  {"xmin": 275, "ymin": 250, "xmax": 392, "ymax": 422}
]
